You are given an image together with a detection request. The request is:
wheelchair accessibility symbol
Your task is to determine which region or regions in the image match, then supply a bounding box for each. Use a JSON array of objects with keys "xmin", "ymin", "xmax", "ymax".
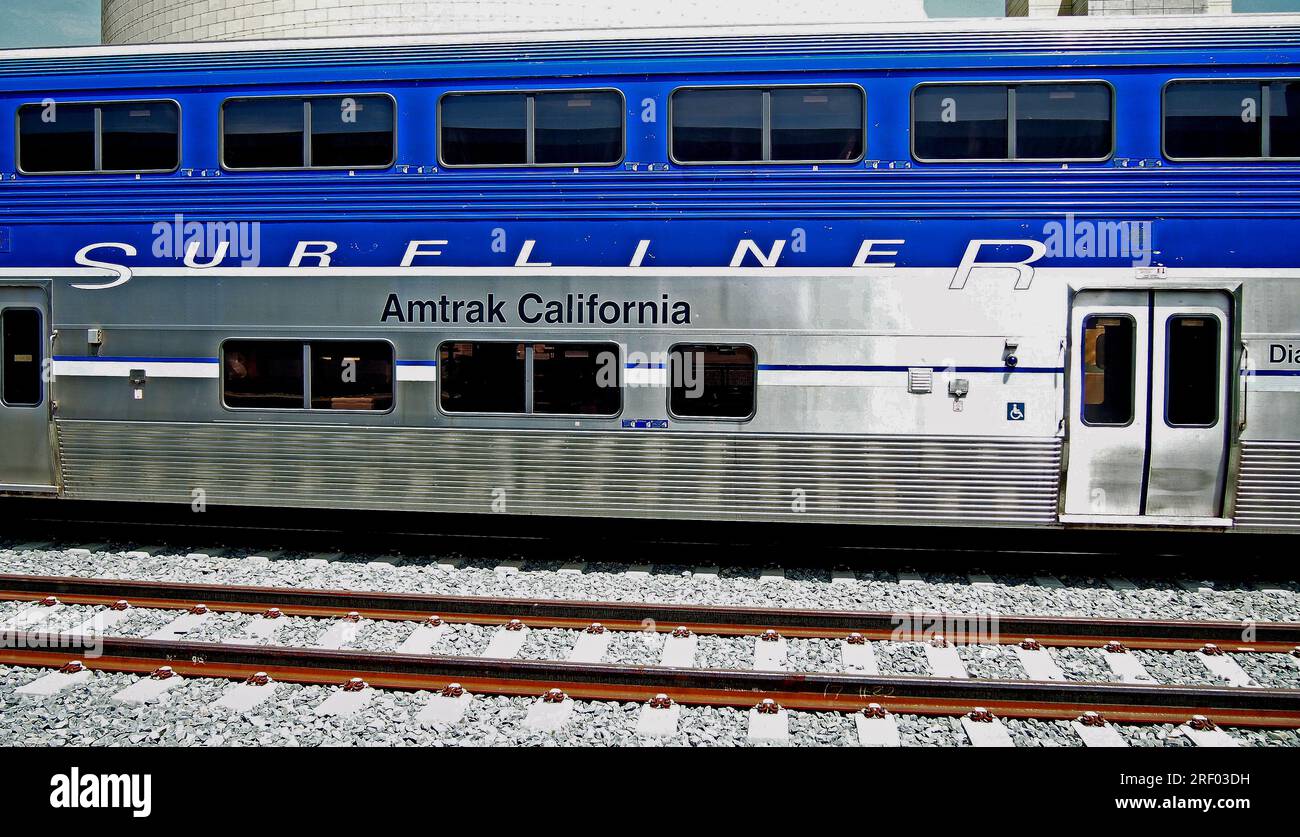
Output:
[{"xmin": 1007, "ymin": 402, "xmax": 1026, "ymax": 421}]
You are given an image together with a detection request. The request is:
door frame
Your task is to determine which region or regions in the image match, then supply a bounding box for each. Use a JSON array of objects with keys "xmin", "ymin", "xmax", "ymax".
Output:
[
  {"xmin": 1059, "ymin": 280, "xmax": 1243, "ymax": 527},
  {"xmin": 0, "ymin": 279, "xmax": 57, "ymax": 494}
]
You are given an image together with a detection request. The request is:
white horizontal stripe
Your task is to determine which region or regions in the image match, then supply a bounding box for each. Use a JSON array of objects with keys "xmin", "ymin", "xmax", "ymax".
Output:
[
  {"xmin": 396, "ymin": 365, "xmax": 437, "ymax": 382},
  {"xmin": 54, "ymin": 360, "xmax": 218, "ymax": 379},
  {"xmin": 1248, "ymin": 377, "xmax": 1300, "ymax": 392},
  {"xmin": 758, "ymin": 370, "xmax": 902, "ymax": 387},
  {"xmin": 625, "ymin": 368, "xmax": 667, "ymax": 386}
]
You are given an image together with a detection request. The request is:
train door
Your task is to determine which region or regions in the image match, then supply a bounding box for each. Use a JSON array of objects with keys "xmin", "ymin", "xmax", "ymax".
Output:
[
  {"xmin": 1063, "ymin": 289, "xmax": 1232, "ymax": 522},
  {"xmin": 0, "ymin": 285, "xmax": 55, "ymax": 493}
]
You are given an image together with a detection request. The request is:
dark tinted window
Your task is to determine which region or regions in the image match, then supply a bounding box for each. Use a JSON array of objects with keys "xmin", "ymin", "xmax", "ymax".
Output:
[
  {"xmin": 18, "ymin": 103, "xmax": 95, "ymax": 173},
  {"xmin": 439, "ymin": 341, "xmax": 526, "ymax": 413},
  {"xmin": 1081, "ymin": 316, "xmax": 1135, "ymax": 426},
  {"xmin": 100, "ymin": 102, "xmax": 179, "ymax": 172},
  {"xmin": 440, "ymin": 93, "xmax": 528, "ymax": 166},
  {"xmin": 1, "ymin": 309, "xmax": 42, "ymax": 407},
  {"xmin": 1164, "ymin": 81, "xmax": 1263, "ymax": 159},
  {"xmin": 770, "ymin": 87, "xmax": 864, "ymax": 162},
  {"xmin": 914, "ymin": 85, "xmax": 1009, "ymax": 161},
  {"xmin": 1270, "ymin": 81, "xmax": 1300, "ymax": 158},
  {"xmin": 310, "ymin": 341, "xmax": 393, "ymax": 411},
  {"xmin": 1015, "ymin": 83, "xmax": 1111, "ymax": 160},
  {"xmin": 671, "ymin": 88, "xmax": 763, "ymax": 162},
  {"xmin": 532, "ymin": 343, "xmax": 620, "ymax": 415},
  {"xmin": 223, "ymin": 341, "xmax": 304, "ymax": 409},
  {"xmin": 1166, "ymin": 316, "xmax": 1220, "ymax": 427},
  {"xmin": 223, "ymin": 99, "xmax": 305, "ymax": 169},
  {"xmin": 310, "ymin": 95, "xmax": 395, "ymax": 168},
  {"xmin": 669, "ymin": 345, "xmax": 756, "ymax": 419},
  {"xmin": 534, "ymin": 91, "xmax": 622, "ymax": 164}
]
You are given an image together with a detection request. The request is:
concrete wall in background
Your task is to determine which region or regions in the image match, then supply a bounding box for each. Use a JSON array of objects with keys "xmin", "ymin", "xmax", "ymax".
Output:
[{"xmin": 102, "ymin": 0, "xmax": 928, "ymax": 44}]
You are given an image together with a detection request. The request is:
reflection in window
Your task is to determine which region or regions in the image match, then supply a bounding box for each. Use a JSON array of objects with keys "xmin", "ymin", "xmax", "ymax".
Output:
[
  {"xmin": 672, "ymin": 86, "xmax": 864, "ymax": 164},
  {"xmin": 440, "ymin": 93, "xmax": 528, "ymax": 166},
  {"xmin": 439, "ymin": 341, "xmax": 527, "ymax": 413},
  {"xmin": 223, "ymin": 341, "xmax": 305, "ymax": 409},
  {"xmin": 441, "ymin": 91, "xmax": 623, "ymax": 166},
  {"xmin": 1166, "ymin": 316, "xmax": 1220, "ymax": 427},
  {"xmin": 770, "ymin": 87, "xmax": 864, "ymax": 161},
  {"xmin": 913, "ymin": 85, "xmax": 1009, "ymax": 161},
  {"xmin": 532, "ymin": 343, "xmax": 620, "ymax": 415},
  {"xmin": 223, "ymin": 99, "xmax": 306, "ymax": 169},
  {"xmin": 19, "ymin": 101, "xmax": 180, "ymax": 174},
  {"xmin": 224, "ymin": 95, "xmax": 394, "ymax": 170},
  {"xmin": 533, "ymin": 92, "xmax": 623, "ymax": 164},
  {"xmin": 310, "ymin": 96, "xmax": 395, "ymax": 168},
  {"xmin": 1081, "ymin": 316, "xmax": 1135, "ymax": 426},
  {"xmin": 671, "ymin": 88, "xmax": 764, "ymax": 162},
  {"xmin": 1270, "ymin": 81, "xmax": 1300, "ymax": 158},
  {"xmin": 1015, "ymin": 84, "xmax": 1111, "ymax": 160},
  {"xmin": 100, "ymin": 102, "xmax": 181, "ymax": 172},
  {"xmin": 1164, "ymin": 81, "xmax": 1263, "ymax": 159},
  {"xmin": 310, "ymin": 341, "xmax": 394, "ymax": 411},
  {"xmin": 669, "ymin": 345, "xmax": 756, "ymax": 419}
]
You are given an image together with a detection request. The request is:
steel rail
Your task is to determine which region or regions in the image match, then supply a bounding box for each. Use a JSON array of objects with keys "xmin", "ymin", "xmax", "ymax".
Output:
[
  {"xmin": 1, "ymin": 573, "xmax": 1297, "ymax": 652},
  {"xmin": 3, "ymin": 632, "xmax": 1299, "ymax": 727}
]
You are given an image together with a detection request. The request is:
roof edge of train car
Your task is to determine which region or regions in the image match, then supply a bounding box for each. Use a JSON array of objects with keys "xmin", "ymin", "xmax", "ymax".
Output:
[{"xmin": 1, "ymin": 11, "xmax": 1299, "ymax": 63}]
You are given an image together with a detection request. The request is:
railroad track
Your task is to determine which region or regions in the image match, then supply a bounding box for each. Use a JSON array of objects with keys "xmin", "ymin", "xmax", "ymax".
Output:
[{"xmin": 3, "ymin": 573, "xmax": 1300, "ymax": 731}]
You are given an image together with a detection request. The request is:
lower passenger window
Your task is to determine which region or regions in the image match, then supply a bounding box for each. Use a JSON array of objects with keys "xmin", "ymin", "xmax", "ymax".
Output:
[
  {"xmin": 438, "ymin": 341, "xmax": 620, "ymax": 415},
  {"xmin": 532, "ymin": 343, "xmax": 620, "ymax": 415},
  {"xmin": 223, "ymin": 341, "xmax": 303, "ymax": 409},
  {"xmin": 669, "ymin": 344, "xmax": 756, "ymax": 419},
  {"xmin": 2, "ymin": 309, "xmax": 42, "ymax": 407},
  {"xmin": 439, "ymin": 341, "xmax": 527, "ymax": 413},
  {"xmin": 223, "ymin": 340, "xmax": 392, "ymax": 410},
  {"xmin": 1081, "ymin": 316, "xmax": 1135, "ymax": 426},
  {"xmin": 310, "ymin": 341, "xmax": 394, "ymax": 411}
]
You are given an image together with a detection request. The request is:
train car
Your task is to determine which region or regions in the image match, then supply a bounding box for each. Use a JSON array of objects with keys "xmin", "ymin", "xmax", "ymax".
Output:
[{"xmin": 0, "ymin": 14, "xmax": 1297, "ymax": 533}]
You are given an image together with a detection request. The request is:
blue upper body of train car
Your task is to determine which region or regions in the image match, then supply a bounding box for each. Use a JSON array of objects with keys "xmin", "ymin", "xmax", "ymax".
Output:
[{"xmin": 0, "ymin": 15, "xmax": 1298, "ymax": 272}]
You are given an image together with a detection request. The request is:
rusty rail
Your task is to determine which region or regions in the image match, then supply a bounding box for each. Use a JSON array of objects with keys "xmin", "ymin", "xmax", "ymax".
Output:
[
  {"xmin": 3, "ymin": 632, "xmax": 1300, "ymax": 727},
  {"xmin": 1, "ymin": 573, "xmax": 1296, "ymax": 651}
]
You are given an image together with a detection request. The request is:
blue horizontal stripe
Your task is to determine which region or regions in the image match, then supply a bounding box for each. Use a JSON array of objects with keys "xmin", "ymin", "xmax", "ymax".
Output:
[
  {"xmin": 626, "ymin": 362, "xmax": 665, "ymax": 369},
  {"xmin": 54, "ymin": 355, "xmax": 218, "ymax": 363},
  {"xmin": 757, "ymin": 363, "xmax": 1062, "ymax": 374},
  {"xmin": 1245, "ymin": 369, "xmax": 1300, "ymax": 377},
  {"xmin": 396, "ymin": 359, "xmax": 438, "ymax": 367}
]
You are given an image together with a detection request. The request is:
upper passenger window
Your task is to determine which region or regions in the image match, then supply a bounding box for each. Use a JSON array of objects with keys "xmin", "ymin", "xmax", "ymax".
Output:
[
  {"xmin": 1164, "ymin": 81, "xmax": 1263, "ymax": 159},
  {"xmin": 671, "ymin": 86, "xmax": 864, "ymax": 164},
  {"xmin": 913, "ymin": 82, "xmax": 1111, "ymax": 162},
  {"xmin": 18, "ymin": 100, "xmax": 179, "ymax": 174},
  {"xmin": 913, "ymin": 85, "xmax": 1009, "ymax": 161},
  {"xmin": 1014, "ymin": 84, "xmax": 1112, "ymax": 160},
  {"xmin": 1164, "ymin": 80, "xmax": 1300, "ymax": 160},
  {"xmin": 222, "ymin": 95, "xmax": 395, "ymax": 170},
  {"xmin": 1272, "ymin": 81, "xmax": 1300, "ymax": 158},
  {"xmin": 439, "ymin": 90, "xmax": 623, "ymax": 167}
]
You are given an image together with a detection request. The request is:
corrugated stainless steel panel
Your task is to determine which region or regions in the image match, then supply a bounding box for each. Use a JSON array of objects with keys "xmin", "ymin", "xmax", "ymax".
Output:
[
  {"xmin": 1233, "ymin": 440, "xmax": 1300, "ymax": 532},
  {"xmin": 56, "ymin": 420, "xmax": 1062, "ymax": 527}
]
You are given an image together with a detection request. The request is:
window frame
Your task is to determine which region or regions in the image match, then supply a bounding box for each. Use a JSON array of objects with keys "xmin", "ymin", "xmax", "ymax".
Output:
[
  {"xmin": 0, "ymin": 307, "xmax": 43, "ymax": 408},
  {"xmin": 219, "ymin": 337, "xmax": 397, "ymax": 414},
  {"xmin": 1079, "ymin": 313, "xmax": 1138, "ymax": 429},
  {"xmin": 219, "ymin": 92, "xmax": 398, "ymax": 173},
  {"xmin": 1162, "ymin": 313, "xmax": 1222, "ymax": 429},
  {"xmin": 436, "ymin": 88, "xmax": 627, "ymax": 169},
  {"xmin": 15, "ymin": 98, "xmax": 182, "ymax": 176},
  {"xmin": 665, "ymin": 342, "xmax": 758, "ymax": 423},
  {"xmin": 668, "ymin": 83, "xmax": 866, "ymax": 167},
  {"xmin": 909, "ymin": 79, "xmax": 1116, "ymax": 164},
  {"xmin": 436, "ymin": 339, "xmax": 623, "ymax": 418},
  {"xmin": 1161, "ymin": 77, "xmax": 1300, "ymax": 162}
]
